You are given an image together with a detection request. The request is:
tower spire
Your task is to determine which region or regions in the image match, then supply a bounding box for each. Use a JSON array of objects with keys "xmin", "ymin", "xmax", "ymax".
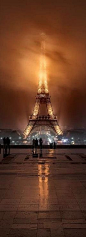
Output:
[{"xmin": 38, "ymin": 34, "xmax": 48, "ymax": 94}]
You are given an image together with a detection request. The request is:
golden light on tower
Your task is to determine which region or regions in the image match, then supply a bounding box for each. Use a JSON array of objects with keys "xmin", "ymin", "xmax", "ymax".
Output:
[
  {"xmin": 33, "ymin": 102, "xmax": 40, "ymax": 117},
  {"xmin": 38, "ymin": 35, "xmax": 48, "ymax": 94},
  {"xmin": 23, "ymin": 34, "xmax": 63, "ymax": 139}
]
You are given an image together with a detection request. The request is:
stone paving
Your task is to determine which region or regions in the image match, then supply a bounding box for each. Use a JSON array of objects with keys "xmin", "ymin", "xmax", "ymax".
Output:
[{"xmin": 0, "ymin": 148, "xmax": 86, "ymax": 236}]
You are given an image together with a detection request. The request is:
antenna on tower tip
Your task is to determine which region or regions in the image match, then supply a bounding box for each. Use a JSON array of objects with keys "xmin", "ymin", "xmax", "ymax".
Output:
[
  {"xmin": 40, "ymin": 32, "xmax": 46, "ymax": 42},
  {"xmin": 40, "ymin": 32, "xmax": 46, "ymax": 37}
]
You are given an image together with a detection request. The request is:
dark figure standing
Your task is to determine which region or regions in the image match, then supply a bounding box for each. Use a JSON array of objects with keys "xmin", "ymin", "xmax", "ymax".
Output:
[
  {"xmin": 7, "ymin": 137, "xmax": 10, "ymax": 154},
  {"xmin": 54, "ymin": 141, "xmax": 56, "ymax": 149},
  {"xmin": 0, "ymin": 144, "xmax": 1, "ymax": 154},
  {"xmin": 35, "ymin": 138, "xmax": 38, "ymax": 154},
  {"xmin": 39, "ymin": 138, "xmax": 43, "ymax": 157},
  {"xmin": 3, "ymin": 137, "xmax": 7, "ymax": 157},
  {"xmin": 32, "ymin": 139, "xmax": 35, "ymax": 154},
  {"xmin": 50, "ymin": 143, "xmax": 53, "ymax": 149},
  {"xmin": 3, "ymin": 137, "xmax": 5, "ymax": 148}
]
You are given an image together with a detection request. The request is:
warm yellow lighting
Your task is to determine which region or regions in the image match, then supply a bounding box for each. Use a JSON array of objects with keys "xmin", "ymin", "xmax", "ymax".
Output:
[
  {"xmin": 47, "ymin": 103, "xmax": 54, "ymax": 117},
  {"xmin": 24, "ymin": 125, "xmax": 33, "ymax": 139},
  {"xmin": 38, "ymin": 164, "xmax": 49, "ymax": 205},
  {"xmin": 33, "ymin": 102, "xmax": 39, "ymax": 117},
  {"xmin": 23, "ymin": 35, "xmax": 63, "ymax": 139},
  {"xmin": 38, "ymin": 40, "xmax": 48, "ymax": 94},
  {"xmin": 54, "ymin": 125, "xmax": 63, "ymax": 135}
]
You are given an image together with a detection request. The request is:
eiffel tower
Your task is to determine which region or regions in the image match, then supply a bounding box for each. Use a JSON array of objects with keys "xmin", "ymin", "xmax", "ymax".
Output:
[{"xmin": 23, "ymin": 36, "xmax": 62, "ymax": 139}]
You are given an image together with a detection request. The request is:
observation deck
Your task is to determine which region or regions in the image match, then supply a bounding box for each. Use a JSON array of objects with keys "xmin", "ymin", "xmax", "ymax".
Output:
[{"xmin": 29, "ymin": 115, "xmax": 57, "ymax": 121}]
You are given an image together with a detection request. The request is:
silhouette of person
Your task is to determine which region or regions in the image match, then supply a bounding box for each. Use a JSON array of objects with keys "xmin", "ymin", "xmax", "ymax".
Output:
[
  {"xmin": 0, "ymin": 143, "xmax": 1, "ymax": 154},
  {"xmin": 39, "ymin": 138, "xmax": 43, "ymax": 157},
  {"xmin": 3, "ymin": 137, "xmax": 7, "ymax": 157},
  {"xmin": 3, "ymin": 137, "xmax": 6, "ymax": 147},
  {"xmin": 33, "ymin": 139, "xmax": 35, "ymax": 147},
  {"xmin": 32, "ymin": 139, "xmax": 35, "ymax": 154},
  {"xmin": 39, "ymin": 138, "xmax": 43, "ymax": 149},
  {"xmin": 7, "ymin": 137, "xmax": 10, "ymax": 154},
  {"xmin": 35, "ymin": 138, "xmax": 38, "ymax": 153},
  {"xmin": 54, "ymin": 141, "xmax": 56, "ymax": 149}
]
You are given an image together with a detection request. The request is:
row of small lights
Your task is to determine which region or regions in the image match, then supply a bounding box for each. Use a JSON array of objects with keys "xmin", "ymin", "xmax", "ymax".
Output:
[
  {"xmin": 0, "ymin": 137, "xmax": 22, "ymax": 140},
  {"xmin": 0, "ymin": 137, "xmax": 86, "ymax": 144}
]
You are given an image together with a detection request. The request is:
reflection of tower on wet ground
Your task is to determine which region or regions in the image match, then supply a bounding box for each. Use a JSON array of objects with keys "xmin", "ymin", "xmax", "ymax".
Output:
[
  {"xmin": 38, "ymin": 163, "xmax": 49, "ymax": 207},
  {"xmin": 39, "ymin": 149, "xmax": 56, "ymax": 158}
]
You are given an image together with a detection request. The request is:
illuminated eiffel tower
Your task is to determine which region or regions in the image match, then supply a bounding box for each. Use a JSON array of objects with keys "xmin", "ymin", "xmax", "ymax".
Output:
[{"xmin": 23, "ymin": 36, "xmax": 62, "ymax": 139}]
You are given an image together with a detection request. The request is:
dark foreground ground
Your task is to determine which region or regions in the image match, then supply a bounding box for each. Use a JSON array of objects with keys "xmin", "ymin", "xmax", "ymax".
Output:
[{"xmin": 0, "ymin": 148, "xmax": 86, "ymax": 237}]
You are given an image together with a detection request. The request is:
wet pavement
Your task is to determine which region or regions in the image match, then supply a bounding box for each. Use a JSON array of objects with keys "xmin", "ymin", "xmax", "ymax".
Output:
[{"xmin": 0, "ymin": 148, "xmax": 86, "ymax": 236}]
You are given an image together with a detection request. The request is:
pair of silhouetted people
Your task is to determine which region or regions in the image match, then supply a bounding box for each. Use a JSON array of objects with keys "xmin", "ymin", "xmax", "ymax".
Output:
[
  {"xmin": 32, "ymin": 138, "xmax": 43, "ymax": 156},
  {"xmin": 33, "ymin": 138, "xmax": 43, "ymax": 148},
  {"xmin": 33, "ymin": 138, "xmax": 38, "ymax": 149},
  {"xmin": 3, "ymin": 137, "xmax": 10, "ymax": 157}
]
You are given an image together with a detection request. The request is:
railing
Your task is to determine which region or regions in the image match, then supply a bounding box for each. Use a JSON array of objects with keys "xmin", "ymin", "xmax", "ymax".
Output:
[{"xmin": 29, "ymin": 115, "xmax": 57, "ymax": 120}]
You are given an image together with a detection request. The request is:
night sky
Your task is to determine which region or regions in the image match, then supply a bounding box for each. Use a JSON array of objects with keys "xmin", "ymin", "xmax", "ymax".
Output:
[{"xmin": 0, "ymin": 0, "xmax": 86, "ymax": 131}]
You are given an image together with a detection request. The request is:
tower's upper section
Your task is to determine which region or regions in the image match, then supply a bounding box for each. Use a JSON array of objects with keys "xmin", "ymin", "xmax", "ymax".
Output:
[{"xmin": 38, "ymin": 34, "xmax": 48, "ymax": 94}]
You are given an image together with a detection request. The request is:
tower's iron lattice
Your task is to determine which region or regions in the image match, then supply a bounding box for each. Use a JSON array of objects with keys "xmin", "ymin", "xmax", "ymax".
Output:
[{"xmin": 23, "ymin": 36, "xmax": 62, "ymax": 139}]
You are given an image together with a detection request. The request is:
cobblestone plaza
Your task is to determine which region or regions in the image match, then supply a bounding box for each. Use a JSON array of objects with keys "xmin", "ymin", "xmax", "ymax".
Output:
[{"xmin": 0, "ymin": 148, "xmax": 86, "ymax": 236}]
